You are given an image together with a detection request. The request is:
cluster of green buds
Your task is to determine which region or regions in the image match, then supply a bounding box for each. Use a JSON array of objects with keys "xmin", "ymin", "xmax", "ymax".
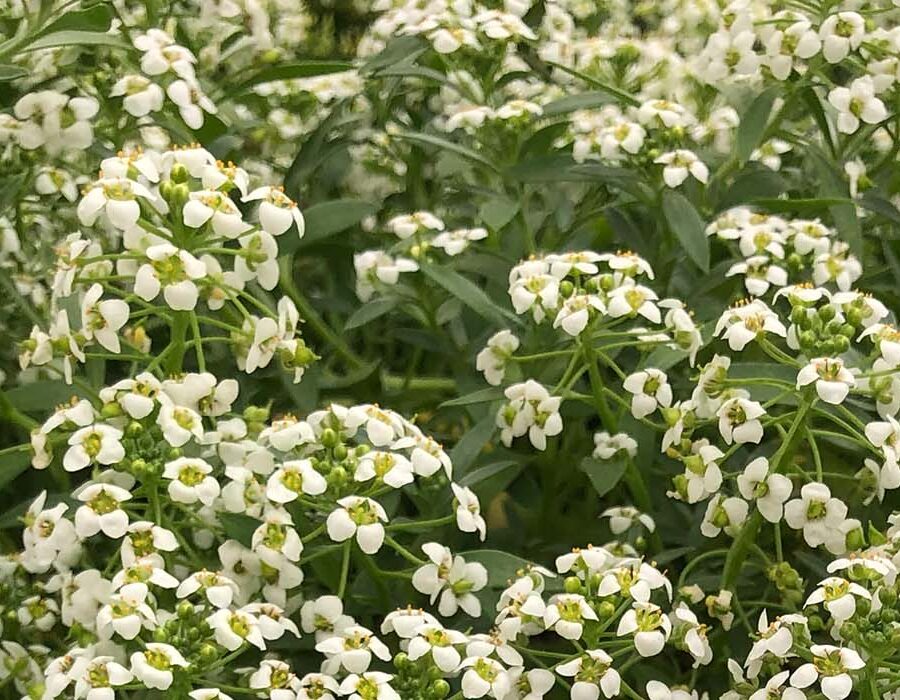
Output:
[
  {"xmin": 787, "ymin": 296, "xmax": 858, "ymax": 357},
  {"xmin": 153, "ymin": 600, "xmax": 217, "ymax": 665},
  {"xmin": 766, "ymin": 561, "xmax": 805, "ymax": 606},
  {"xmin": 114, "ymin": 418, "xmax": 182, "ymax": 481},
  {"xmin": 392, "ymin": 652, "xmax": 452, "ymax": 700}
]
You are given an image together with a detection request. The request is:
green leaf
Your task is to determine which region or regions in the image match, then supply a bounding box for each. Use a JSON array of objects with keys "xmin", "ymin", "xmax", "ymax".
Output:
[
  {"xmin": 507, "ymin": 155, "xmax": 593, "ymax": 183},
  {"xmin": 344, "ymin": 298, "xmax": 397, "ymax": 330},
  {"xmin": 4, "ymin": 381, "xmax": 86, "ymax": 412},
  {"xmin": 544, "ymin": 62, "xmax": 639, "ymax": 106},
  {"xmin": 736, "ymin": 87, "xmax": 778, "ymax": 162},
  {"xmin": 220, "ymin": 512, "xmax": 259, "ymax": 547},
  {"xmin": 20, "ymin": 30, "xmax": 130, "ymax": 53},
  {"xmin": 478, "ymin": 196, "xmax": 519, "ymax": 231},
  {"xmin": 0, "ymin": 449, "xmax": 30, "ymax": 491},
  {"xmin": 717, "ymin": 169, "xmax": 788, "ymax": 211},
  {"xmin": 807, "ymin": 148, "xmax": 862, "ymax": 258},
  {"xmin": 460, "ymin": 550, "xmax": 543, "ymax": 587},
  {"xmin": 542, "ymin": 91, "xmax": 615, "ymax": 116},
  {"xmin": 0, "ymin": 64, "xmax": 27, "ymax": 81},
  {"xmin": 449, "ymin": 414, "xmax": 498, "ymax": 473},
  {"xmin": 421, "ymin": 264, "xmax": 521, "ymax": 327},
  {"xmin": 579, "ymin": 456, "xmax": 627, "ymax": 497},
  {"xmin": 662, "ymin": 191, "xmax": 710, "ymax": 272},
  {"xmin": 375, "ymin": 65, "xmax": 447, "ymax": 83},
  {"xmin": 362, "ymin": 35, "xmax": 427, "ymax": 73},
  {"xmin": 35, "ymin": 4, "xmax": 113, "ymax": 36},
  {"xmin": 750, "ymin": 197, "xmax": 853, "ymax": 213},
  {"xmin": 459, "ymin": 460, "xmax": 520, "ymax": 488},
  {"xmin": 0, "ymin": 172, "xmax": 28, "ymax": 215},
  {"xmin": 280, "ymin": 199, "xmax": 378, "ymax": 256},
  {"xmin": 393, "ymin": 131, "xmax": 500, "ymax": 172},
  {"xmin": 237, "ymin": 61, "xmax": 354, "ymax": 89},
  {"xmin": 441, "ymin": 387, "xmax": 505, "ymax": 408},
  {"xmin": 860, "ymin": 192, "xmax": 900, "ymax": 225}
]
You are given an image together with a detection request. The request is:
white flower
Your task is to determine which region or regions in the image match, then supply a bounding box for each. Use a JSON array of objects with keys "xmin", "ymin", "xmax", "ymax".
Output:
[
  {"xmin": 130, "ymin": 643, "xmax": 189, "ymax": 690},
  {"xmin": 267, "ymin": 459, "xmax": 328, "ymax": 502},
  {"xmin": 593, "ymin": 432, "xmax": 638, "ymax": 460},
  {"xmin": 162, "ymin": 372, "xmax": 239, "ymax": 416},
  {"xmin": 700, "ymin": 495, "xmax": 749, "ymax": 538},
  {"xmin": 796, "ymin": 358, "xmax": 856, "ymax": 404},
  {"xmin": 700, "ymin": 30, "xmax": 759, "ymax": 81},
  {"xmin": 97, "ymin": 582, "xmax": 156, "ymax": 639},
  {"xmin": 386, "ymin": 211, "xmax": 444, "ymax": 239},
  {"xmin": 606, "ymin": 282, "xmax": 660, "ymax": 323},
  {"xmin": 326, "ymin": 496, "xmax": 388, "ymax": 554},
  {"xmin": 249, "ymin": 659, "xmax": 300, "ymax": 698},
  {"xmin": 475, "ymin": 330, "xmax": 520, "ymax": 386},
  {"xmin": 157, "ymin": 403, "xmax": 204, "ymax": 447},
  {"xmin": 414, "ymin": 544, "xmax": 488, "ymax": 617},
  {"xmin": 790, "ymin": 645, "xmax": 864, "ymax": 700},
  {"xmin": 818, "ymin": 12, "xmax": 865, "ymax": 63},
  {"xmin": 451, "ymin": 483, "xmax": 487, "ymax": 540},
  {"xmin": 496, "ymin": 380, "xmax": 563, "ymax": 450},
  {"xmin": 244, "ymin": 186, "xmax": 305, "ymax": 237},
  {"xmin": 80, "ymin": 284, "xmax": 129, "ymax": 353},
  {"xmin": 407, "ymin": 624, "xmax": 467, "ymax": 672},
  {"xmin": 726, "ymin": 256, "xmax": 788, "ymax": 297},
  {"xmin": 748, "ymin": 672, "xmax": 803, "ymax": 700},
  {"xmin": 134, "ymin": 244, "xmax": 207, "ymax": 310},
  {"xmin": 72, "ymin": 656, "xmax": 134, "ymax": 700},
  {"xmin": 316, "ymin": 625, "xmax": 392, "ymax": 674},
  {"xmin": 167, "ymin": 78, "xmax": 217, "ymax": 129},
  {"xmin": 459, "ymin": 656, "xmax": 510, "ymax": 699},
  {"xmin": 597, "ymin": 560, "xmax": 671, "ymax": 603},
  {"xmin": 354, "ymin": 250, "xmax": 419, "ymax": 301},
  {"xmin": 544, "ymin": 593, "xmax": 598, "ymax": 639},
  {"xmin": 300, "ymin": 595, "xmax": 354, "ymax": 642},
  {"xmin": 554, "ymin": 294, "xmax": 606, "ymax": 336},
  {"xmin": 111, "ymin": 75, "xmax": 165, "ymax": 116},
  {"xmin": 297, "ymin": 673, "xmax": 340, "ymax": 700},
  {"xmin": 601, "ymin": 506, "xmax": 655, "ymax": 535},
  {"xmin": 764, "ymin": 18, "xmax": 821, "ymax": 80},
  {"xmin": 163, "ymin": 457, "xmax": 220, "ymax": 506},
  {"xmin": 828, "ymin": 77, "xmax": 887, "ymax": 134},
  {"xmin": 804, "ymin": 576, "xmax": 870, "ymax": 622},
  {"xmin": 77, "ymin": 178, "xmax": 155, "ymax": 229},
  {"xmin": 338, "ymin": 672, "xmax": 400, "ymax": 700},
  {"xmin": 432, "ymin": 227, "xmax": 488, "ymax": 255},
  {"xmin": 670, "ymin": 604, "xmax": 712, "ymax": 666},
  {"xmin": 183, "ymin": 190, "xmax": 251, "ymax": 239},
  {"xmin": 737, "ymin": 457, "xmax": 793, "ymax": 522},
  {"xmin": 74, "ymin": 483, "xmax": 132, "ymax": 538},
  {"xmin": 557, "ymin": 649, "xmax": 620, "ymax": 698},
  {"xmin": 714, "ymin": 300, "xmax": 787, "ymax": 351},
  {"xmin": 207, "ymin": 608, "xmax": 266, "ymax": 650},
  {"xmin": 784, "ymin": 482, "xmax": 848, "ymax": 548},
  {"xmin": 64, "ymin": 423, "xmax": 125, "ymax": 472},
  {"xmin": 616, "ymin": 602, "xmax": 672, "ymax": 657},
  {"xmin": 655, "ymin": 150, "xmax": 708, "ymax": 188},
  {"xmin": 623, "ymin": 369, "xmax": 672, "ymax": 419},
  {"xmin": 354, "ymin": 451, "xmax": 414, "ymax": 489},
  {"xmin": 717, "ymin": 397, "xmax": 766, "ymax": 445}
]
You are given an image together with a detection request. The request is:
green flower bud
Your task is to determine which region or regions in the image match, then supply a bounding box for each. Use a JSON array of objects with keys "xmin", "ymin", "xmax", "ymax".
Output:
[{"xmin": 564, "ymin": 576, "xmax": 582, "ymax": 594}]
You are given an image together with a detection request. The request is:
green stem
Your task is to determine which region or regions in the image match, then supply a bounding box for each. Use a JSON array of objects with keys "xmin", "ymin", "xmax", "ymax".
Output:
[
  {"xmin": 165, "ymin": 311, "xmax": 190, "ymax": 374},
  {"xmin": 721, "ymin": 395, "xmax": 813, "ymax": 590},
  {"xmin": 278, "ymin": 257, "xmax": 365, "ymax": 369},
  {"xmin": 384, "ymin": 534, "xmax": 425, "ymax": 565},
  {"xmin": 336, "ymin": 541, "xmax": 352, "ymax": 598},
  {"xmin": 581, "ymin": 339, "xmax": 659, "ymax": 550},
  {"xmin": 190, "ymin": 312, "xmax": 205, "ymax": 372}
]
